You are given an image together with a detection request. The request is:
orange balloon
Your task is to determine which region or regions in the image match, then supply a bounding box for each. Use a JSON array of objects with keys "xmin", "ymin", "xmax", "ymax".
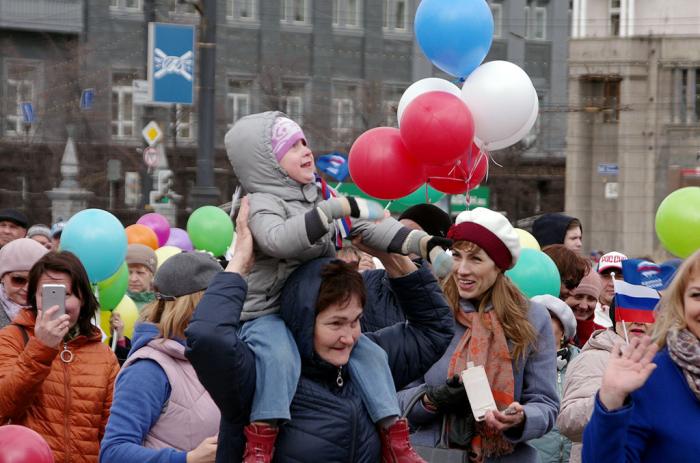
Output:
[{"xmin": 125, "ymin": 224, "xmax": 159, "ymax": 250}]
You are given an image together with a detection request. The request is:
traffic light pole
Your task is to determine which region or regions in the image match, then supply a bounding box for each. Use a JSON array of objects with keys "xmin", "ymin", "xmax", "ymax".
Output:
[{"xmin": 189, "ymin": 0, "xmax": 220, "ymax": 208}]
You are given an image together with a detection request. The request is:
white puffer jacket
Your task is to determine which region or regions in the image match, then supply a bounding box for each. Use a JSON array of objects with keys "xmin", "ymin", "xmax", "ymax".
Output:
[{"xmin": 556, "ymin": 329, "xmax": 622, "ymax": 463}]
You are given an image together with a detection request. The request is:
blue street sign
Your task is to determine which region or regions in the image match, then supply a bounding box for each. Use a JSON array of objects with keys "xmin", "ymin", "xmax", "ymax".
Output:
[
  {"xmin": 20, "ymin": 102, "xmax": 34, "ymax": 124},
  {"xmin": 80, "ymin": 88, "xmax": 94, "ymax": 110},
  {"xmin": 597, "ymin": 163, "xmax": 619, "ymax": 176},
  {"xmin": 148, "ymin": 23, "xmax": 195, "ymax": 105}
]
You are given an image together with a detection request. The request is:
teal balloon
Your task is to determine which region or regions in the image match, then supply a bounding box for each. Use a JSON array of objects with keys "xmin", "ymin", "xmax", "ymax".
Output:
[
  {"xmin": 97, "ymin": 263, "xmax": 128, "ymax": 311},
  {"xmin": 655, "ymin": 187, "xmax": 700, "ymax": 258},
  {"xmin": 60, "ymin": 209, "xmax": 127, "ymax": 283},
  {"xmin": 335, "ymin": 183, "xmax": 444, "ymax": 214},
  {"xmin": 505, "ymin": 249, "xmax": 560, "ymax": 298},
  {"xmin": 187, "ymin": 206, "xmax": 234, "ymax": 257}
]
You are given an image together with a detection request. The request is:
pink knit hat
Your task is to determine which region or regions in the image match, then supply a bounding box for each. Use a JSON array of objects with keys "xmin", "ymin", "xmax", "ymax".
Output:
[
  {"xmin": 0, "ymin": 238, "xmax": 49, "ymax": 278},
  {"xmin": 573, "ymin": 270, "xmax": 603, "ymax": 299},
  {"xmin": 271, "ymin": 117, "xmax": 306, "ymax": 162}
]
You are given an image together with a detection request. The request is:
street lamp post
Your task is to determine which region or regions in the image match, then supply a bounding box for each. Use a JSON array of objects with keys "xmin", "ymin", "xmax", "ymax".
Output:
[{"xmin": 189, "ymin": 0, "xmax": 220, "ymax": 208}]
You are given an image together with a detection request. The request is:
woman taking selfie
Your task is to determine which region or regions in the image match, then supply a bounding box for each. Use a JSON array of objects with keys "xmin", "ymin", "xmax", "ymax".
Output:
[
  {"xmin": 582, "ymin": 249, "xmax": 700, "ymax": 462},
  {"xmin": 0, "ymin": 251, "xmax": 119, "ymax": 463},
  {"xmin": 399, "ymin": 208, "xmax": 559, "ymax": 462}
]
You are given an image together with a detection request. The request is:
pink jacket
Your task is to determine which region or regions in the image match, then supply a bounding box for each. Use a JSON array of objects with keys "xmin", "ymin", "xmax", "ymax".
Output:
[{"xmin": 121, "ymin": 338, "xmax": 220, "ymax": 451}]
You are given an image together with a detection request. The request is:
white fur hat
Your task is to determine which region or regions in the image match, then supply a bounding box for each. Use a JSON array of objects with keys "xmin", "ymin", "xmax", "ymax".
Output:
[
  {"xmin": 448, "ymin": 208, "xmax": 520, "ymax": 270},
  {"xmin": 532, "ymin": 294, "xmax": 577, "ymax": 340}
]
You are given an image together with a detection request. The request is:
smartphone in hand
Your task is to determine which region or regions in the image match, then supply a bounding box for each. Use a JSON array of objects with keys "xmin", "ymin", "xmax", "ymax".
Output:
[{"xmin": 42, "ymin": 284, "xmax": 66, "ymax": 321}]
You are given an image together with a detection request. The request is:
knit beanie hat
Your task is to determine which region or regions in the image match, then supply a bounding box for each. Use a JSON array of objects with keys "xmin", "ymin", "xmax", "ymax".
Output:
[
  {"xmin": 27, "ymin": 224, "xmax": 52, "ymax": 240},
  {"xmin": 398, "ymin": 204, "xmax": 452, "ymax": 238},
  {"xmin": 532, "ymin": 294, "xmax": 577, "ymax": 340},
  {"xmin": 126, "ymin": 244, "xmax": 157, "ymax": 275},
  {"xmin": 532, "ymin": 213, "xmax": 579, "ymax": 248},
  {"xmin": 0, "ymin": 209, "xmax": 28, "ymax": 229},
  {"xmin": 0, "ymin": 238, "xmax": 49, "ymax": 278},
  {"xmin": 448, "ymin": 208, "xmax": 520, "ymax": 270},
  {"xmin": 573, "ymin": 270, "xmax": 603, "ymax": 299},
  {"xmin": 153, "ymin": 252, "xmax": 222, "ymax": 299},
  {"xmin": 271, "ymin": 117, "xmax": 306, "ymax": 162}
]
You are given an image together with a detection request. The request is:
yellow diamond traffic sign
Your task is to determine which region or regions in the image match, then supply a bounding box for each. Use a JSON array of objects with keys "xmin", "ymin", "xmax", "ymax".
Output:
[{"xmin": 142, "ymin": 120, "xmax": 163, "ymax": 146}]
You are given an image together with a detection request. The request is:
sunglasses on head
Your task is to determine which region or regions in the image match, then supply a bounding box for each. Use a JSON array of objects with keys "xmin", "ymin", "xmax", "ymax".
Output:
[{"xmin": 8, "ymin": 275, "xmax": 28, "ymax": 287}]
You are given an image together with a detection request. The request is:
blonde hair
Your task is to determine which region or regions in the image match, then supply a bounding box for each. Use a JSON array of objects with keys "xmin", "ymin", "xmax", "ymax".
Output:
[
  {"xmin": 142, "ymin": 291, "xmax": 204, "ymax": 339},
  {"xmin": 652, "ymin": 250, "xmax": 700, "ymax": 348},
  {"xmin": 442, "ymin": 241, "xmax": 538, "ymax": 361}
]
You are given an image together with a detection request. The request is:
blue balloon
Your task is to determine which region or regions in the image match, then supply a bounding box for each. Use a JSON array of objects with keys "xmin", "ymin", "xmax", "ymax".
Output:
[
  {"xmin": 415, "ymin": 0, "xmax": 494, "ymax": 78},
  {"xmin": 60, "ymin": 209, "xmax": 127, "ymax": 283}
]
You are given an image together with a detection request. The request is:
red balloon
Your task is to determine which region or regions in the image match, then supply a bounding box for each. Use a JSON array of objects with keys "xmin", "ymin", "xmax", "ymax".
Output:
[
  {"xmin": 349, "ymin": 127, "xmax": 425, "ymax": 200},
  {"xmin": 400, "ymin": 91, "xmax": 475, "ymax": 167},
  {"xmin": 0, "ymin": 425, "xmax": 54, "ymax": 463},
  {"xmin": 426, "ymin": 144, "xmax": 488, "ymax": 194}
]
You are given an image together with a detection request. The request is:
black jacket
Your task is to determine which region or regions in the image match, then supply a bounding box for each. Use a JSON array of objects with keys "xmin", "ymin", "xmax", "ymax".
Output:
[{"xmin": 187, "ymin": 260, "xmax": 453, "ymax": 462}]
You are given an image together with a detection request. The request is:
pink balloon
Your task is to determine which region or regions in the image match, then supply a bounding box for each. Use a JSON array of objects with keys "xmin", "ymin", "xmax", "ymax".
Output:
[
  {"xmin": 137, "ymin": 213, "xmax": 171, "ymax": 247},
  {"xmin": 165, "ymin": 227, "xmax": 194, "ymax": 252},
  {"xmin": 0, "ymin": 425, "xmax": 54, "ymax": 463}
]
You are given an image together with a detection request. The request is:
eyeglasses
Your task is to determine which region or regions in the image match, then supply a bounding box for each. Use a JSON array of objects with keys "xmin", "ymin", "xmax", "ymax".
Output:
[{"xmin": 8, "ymin": 275, "xmax": 28, "ymax": 287}]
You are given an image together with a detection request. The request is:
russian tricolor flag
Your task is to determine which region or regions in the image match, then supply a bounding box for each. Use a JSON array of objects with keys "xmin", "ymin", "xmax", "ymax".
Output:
[{"xmin": 613, "ymin": 279, "xmax": 660, "ymax": 324}]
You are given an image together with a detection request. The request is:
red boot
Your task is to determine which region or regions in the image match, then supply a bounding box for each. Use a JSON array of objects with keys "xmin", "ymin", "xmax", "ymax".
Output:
[
  {"xmin": 243, "ymin": 423, "xmax": 278, "ymax": 463},
  {"xmin": 379, "ymin": 418, "xmax": 427, "ymax": 463}
]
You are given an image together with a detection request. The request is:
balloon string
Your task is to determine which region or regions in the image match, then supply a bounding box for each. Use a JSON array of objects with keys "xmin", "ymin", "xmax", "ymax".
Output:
[{"xmin": 424, "ymin": 183, "xmax": 429, "ymax": 203}]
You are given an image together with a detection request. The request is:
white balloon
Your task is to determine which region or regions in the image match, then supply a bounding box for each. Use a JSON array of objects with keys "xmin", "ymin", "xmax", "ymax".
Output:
[
  {"xmin": 397, "ymin": 78, "xmax": 462, "ymax": 127},
  {"xmin": 485, "ymin": 97, "xmax": 539, "ymax": 151},
  {"xmin": 461, "ymin": 61, "xmax": 538, "ymax": 148}
]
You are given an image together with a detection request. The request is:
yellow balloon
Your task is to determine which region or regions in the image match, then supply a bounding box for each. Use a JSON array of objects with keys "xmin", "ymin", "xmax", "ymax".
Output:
[
  {"xmin": 155, "ymin": 245, "xmax": 182, "ymax": 270},
  {"xmin": 113, "ymin": 295, "xmax": 139, "ymax": 338},
  {"xmin": 515, "ymin": 228, "xmax": 540, "ymax": 251}
]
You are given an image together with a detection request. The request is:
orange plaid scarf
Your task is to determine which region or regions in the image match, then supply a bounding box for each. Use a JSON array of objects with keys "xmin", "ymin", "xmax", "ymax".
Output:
[{"xmin": 448, "ymin": 308, "xmax": 516, "ymax": 461}]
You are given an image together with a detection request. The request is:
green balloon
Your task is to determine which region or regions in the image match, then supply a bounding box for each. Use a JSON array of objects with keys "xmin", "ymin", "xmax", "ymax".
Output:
[
  {"xmin": 335, "ymin": 183, "xmax": 444, "ymax": 214},
  {"xmin": 655, "ymin": 187, "xmax": 700, "ymax": 258},
  {"xmin": 505, "ymin": 249, "xmax": 561, "ymax": 299},
  {"xmin": 97, "ymin": 262, "xmax": 128, "ymax": 311},
  {"xmin": 187, "ymin": 206, "xmax": 234, "ymax": 257}
]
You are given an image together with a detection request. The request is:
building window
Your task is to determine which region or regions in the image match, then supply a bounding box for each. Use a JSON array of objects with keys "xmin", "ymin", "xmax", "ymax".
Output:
[
  {"xmin": 383, "ymin": 0, "xmax": 408, "ymax": 32},
  {"xmin": 227, "ymin": 0, "xmax": 257, "ymax": 21},
  {"xmin": 333, "ymin": 84, "xmax": 357, "ymax": 140},
  {"xmin": 673, "ymin": 68, "xmax": 700, "ymax": 125},
  {"xmin": 281, "ymin": 0, "xmax": 310, "ymax": 25},
  {"xmin": 110, "ymin": 0, "xmax": 141, "ymax": 10},
  {"xmin": 282, "ymin": 83, "xmax": 305, "ymax": 124},
  {"xmin": 227, "ymin": 79, "xmax": 252, "ymax": 127},
  {"xmin": 582, "ymin": 76, "xmax": 621, "ymax": 123},
  {"xmin": 333, "ymin": 0, "xmax": 362, "ymax": 28},
  {"xmin": 4, "ymin": 62, "xmax": 40, "ymax": 137},
  {"xmin": 609, "ymin": 0, "xmax": 620, "ymax": 36},
  {"xmin": 112, "ymin": 72, "xmax": 137, "ymax": 138},
  {"xmin": 383, "ymin": 85, "xmax": 405, "ymax": 127},
  {"xmin": 175, "ymin": 105, "xmax": 194, "ymax": 140},
  {"xmin": 490, "ymin": 3, "xmax": 503, "ymax": 38},
  {"xmin": 525, "ymin": 4, "xmax": 547, "ymax": 40}
]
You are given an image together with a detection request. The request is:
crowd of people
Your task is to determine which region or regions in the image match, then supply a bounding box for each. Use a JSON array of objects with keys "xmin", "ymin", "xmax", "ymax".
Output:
[{"xmin": 0, "ymin": 113, "xmax": 698, "ymax": 463}]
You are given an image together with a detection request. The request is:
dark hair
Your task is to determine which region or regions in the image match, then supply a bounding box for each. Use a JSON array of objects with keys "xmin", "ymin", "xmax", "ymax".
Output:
[
  {"xmin": 542, "ymin": 244, "xmax": 591, "ymax": 288},
  {"xmin": 567, "ymin": 218, "xmax": 582, "ymax": 233},
  {"xmin": 316, "ymin": 260, "xmax": 366, "ymax": 314},
  {"xmin": 27, "ymin": 251, "xmax": 100, "ymax": 337}
]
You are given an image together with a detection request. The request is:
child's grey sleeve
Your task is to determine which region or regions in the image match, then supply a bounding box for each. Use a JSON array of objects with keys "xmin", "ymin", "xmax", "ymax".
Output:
[
  {"xmin": 351, "ymin": 217, "xmax": 411, "ymax": 253},
  {"xmin": 247, "ymin": 193, "xmax": 326, "ymax": 259}
]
